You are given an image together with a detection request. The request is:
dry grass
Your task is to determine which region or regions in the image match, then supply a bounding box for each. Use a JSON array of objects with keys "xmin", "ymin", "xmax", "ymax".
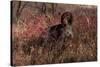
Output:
[{"xmin": 11, "ymin": 1, "xmax": 97, "ymax": 66}]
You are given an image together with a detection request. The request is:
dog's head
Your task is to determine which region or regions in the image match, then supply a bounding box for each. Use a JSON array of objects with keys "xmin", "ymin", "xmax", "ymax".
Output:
[
  {"xmin": 61, "ymin": 12, "xmax": 73, "ymax": 25},
  {"xmin": 61, "ymin": 12, "xmax": 73, "ymax": 38}
]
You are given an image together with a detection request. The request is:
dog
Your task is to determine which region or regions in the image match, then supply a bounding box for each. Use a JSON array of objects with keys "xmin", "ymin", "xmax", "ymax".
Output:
[{"xmin": 48, "ymin": 12, "xmax": 73, "ymax": 42}]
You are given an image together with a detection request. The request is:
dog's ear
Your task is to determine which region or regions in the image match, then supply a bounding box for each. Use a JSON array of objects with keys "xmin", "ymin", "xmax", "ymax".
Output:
[{"xmin": 68, "ymin": 15, "xmax": 73, "ymax": 25}]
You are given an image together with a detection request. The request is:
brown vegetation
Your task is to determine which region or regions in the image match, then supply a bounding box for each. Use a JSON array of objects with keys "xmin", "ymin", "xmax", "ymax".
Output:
[{"xmin": 11, "ymin": 1, "xmax": 97, "ymax": 66}]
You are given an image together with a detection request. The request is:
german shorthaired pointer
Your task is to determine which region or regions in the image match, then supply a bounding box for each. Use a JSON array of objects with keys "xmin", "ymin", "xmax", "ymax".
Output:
[{"xmin": 48, "ymin": 12, "xmax": 73, "ymax": 42}]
